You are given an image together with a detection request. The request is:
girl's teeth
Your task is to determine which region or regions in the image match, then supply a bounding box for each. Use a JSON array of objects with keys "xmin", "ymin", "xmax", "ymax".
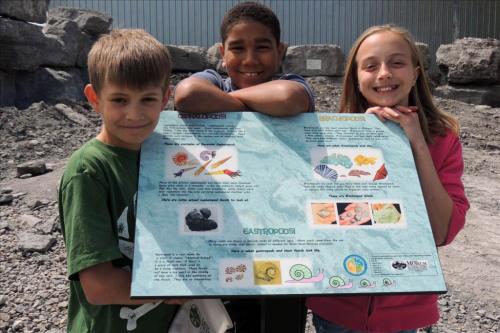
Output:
[{"xmin": 377, "ymin": 86, "xmax": 395, "ymax": 92}]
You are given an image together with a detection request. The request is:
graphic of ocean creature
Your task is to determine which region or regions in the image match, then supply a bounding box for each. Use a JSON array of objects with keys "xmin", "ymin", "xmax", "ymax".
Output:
[
  {"xmin": 320, "ymin": 153, "xmax": 353, "ymax": 168},
  {"xmin": 285, "ymin": 264, "xmax": 325, "ymax": 283},
  {"xmin": 372, "ymin": 203, "xmax": 401, "ymax": 224},
  {"xmin": 173, "ymin": 166, "xmax": 196, "ymax": 177},
  {"xmin": 329, "ymin": 276, "xmax": 353, "ymax": 289},
  {"xmin": 194, "ymin": 159, "xmax": 211, "ymax": 176},
  {"xmin": 314, "ymin": 164, "xmax": 338, "ymax": 181},
  {"xmin": 317, "ymin": 208, "xmax": 333, "ymax": 218},
  {"xmin": 120, "ymin": 301, "xmax": 162, "ymax": 331},
  {"xmin": 348, "ymin": 169, "xmax": 371, "ymax": 177},
  {"xmin": 354, "ymin": 154, "xmax": 377, "ymax": 166},
  {"xmin": 255, "ymin": 262, "xmax": 280, "ymax": 283},
  {"xmin": 200, "ymin": 150, "xmax": 216, "ymax": 161},
  {"xmin": 172, "ymin": 152, "xmax": 189, "ymax": 166},
  {"xmin": 382, "ymin": 278, "xmax": 396, "ymax": 287},
  {"xmin": 211, "ymin": 156, "xmax": 232, "ymax": 169},
  {"xmin": 359, "ymin": 279, "xmax": 376, "ymax": 288},
  {"xmin": 373, "ymin": 164, "xmax": 388, "ymax": 181},
  {"xmin": 185, "ymin": 209, "xmax": 217, "ymax": 231},
  {"xmin": 205, "ymin": 169, "xmax": 241, "ymax": 178}
]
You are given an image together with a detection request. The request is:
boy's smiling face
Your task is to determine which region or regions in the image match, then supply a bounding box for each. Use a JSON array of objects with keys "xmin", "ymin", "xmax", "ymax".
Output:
[
  {"xmin": 220, "ymin": 20, "xmax": 285, "ymax": 89},
  {"xmin": 85, "ymin": 83, "xmax": 169, "ymax": 151}
]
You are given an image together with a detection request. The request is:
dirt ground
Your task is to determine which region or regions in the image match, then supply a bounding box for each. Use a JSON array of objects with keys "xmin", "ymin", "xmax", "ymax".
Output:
[{"xmin": 0, "ymin": 75, "xmax": 499, "ymax": 332}]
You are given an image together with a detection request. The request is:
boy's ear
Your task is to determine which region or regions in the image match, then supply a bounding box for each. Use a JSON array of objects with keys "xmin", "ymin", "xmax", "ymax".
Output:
[
  {"xmin": 279, "ymin": 42, "xmax": 288, "ymax": 62},
  {"xmin": 161, "ymin": 86, "xmax": 172, "ymax": 110},
  {"xmin": 219, "ymin": 43, "xmax": 226, "ymax": 68},
  {"xmin": 84, "ymin": 84, "xmax": 100, "ymax": 113}
]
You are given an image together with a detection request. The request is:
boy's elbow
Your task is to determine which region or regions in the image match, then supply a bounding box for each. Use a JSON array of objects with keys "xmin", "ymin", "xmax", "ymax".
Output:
[
  {"xmin": 174, "ymin": 79, "xmax": 201, "ymax": 110},
  {"xmin": 81, "ymin": 281, "xmax": 113, "ymax": 305},
  {"xmin": 278, "ymin": 85, "xmax": 310, "ymax": 115}
]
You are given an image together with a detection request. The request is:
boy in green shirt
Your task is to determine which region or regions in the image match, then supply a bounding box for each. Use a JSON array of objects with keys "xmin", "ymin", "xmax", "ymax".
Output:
[{"xmin": 58, "ymin": 29, "xmax": 180, "ymax": 332}]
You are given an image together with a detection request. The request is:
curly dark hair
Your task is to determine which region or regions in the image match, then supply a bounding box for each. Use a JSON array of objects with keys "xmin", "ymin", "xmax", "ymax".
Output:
[{"xmin": 220, "ymin": 1, "xmax": 280, "ymax": 43}]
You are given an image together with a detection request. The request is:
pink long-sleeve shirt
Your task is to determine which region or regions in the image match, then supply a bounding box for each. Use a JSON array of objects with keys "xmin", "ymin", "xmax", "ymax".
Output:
[{"xmin": 307, "ymin": 130, "xmax": 470, "ymax": 333}]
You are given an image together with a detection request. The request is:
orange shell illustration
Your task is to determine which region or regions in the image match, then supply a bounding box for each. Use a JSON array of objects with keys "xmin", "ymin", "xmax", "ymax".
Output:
[
  {"xmin": 373, "ymin": 164, "xmax": 388, "ymax": 181},
  {"xmin": 172, "ymin": 152, "xmax": 189, "ymax": 166}
]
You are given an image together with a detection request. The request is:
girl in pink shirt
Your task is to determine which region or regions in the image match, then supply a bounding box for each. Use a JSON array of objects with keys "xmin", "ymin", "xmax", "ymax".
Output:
[{"xmin": 307, "ymin": 24, "xmax": 469, "ymax": 333}]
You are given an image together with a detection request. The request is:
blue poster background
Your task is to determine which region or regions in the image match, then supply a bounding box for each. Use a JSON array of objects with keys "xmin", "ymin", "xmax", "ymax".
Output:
[{"xmin": 131, "ymin": 111, "xmax": 446, "ymax": 298}]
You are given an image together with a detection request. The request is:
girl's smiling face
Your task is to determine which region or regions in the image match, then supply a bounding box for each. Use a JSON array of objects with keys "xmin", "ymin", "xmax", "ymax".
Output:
[{"xmin": 355, "ymin": 31, "xmax": 419, "ymax": 107}]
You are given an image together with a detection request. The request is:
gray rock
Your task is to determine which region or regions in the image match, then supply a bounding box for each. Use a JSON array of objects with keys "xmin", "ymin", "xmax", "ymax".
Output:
[
  {"xmin": 18, "ymin": 214, "xmax": 42, "ymax": 229},
  {"xmin": 0, "ymin": 194, "xmax": 13, "ymax": 205},
  {"xmin": 55, "ymin": 103, "xmax": 91, "ymax": 126},
  {"xmin": 42, "ymin": 19, "xmax": 84, "ymax": 68},
  {"xmin": 16, "ymin": 160, "xmax": 47, "ymax": 177},
  {"xmin": 0, "ymin": 70, "xmax": 16, "ymax": 106},
  {"xmin": 0, "ymin": 221, "xmax": 8, "ymax": 230},
  {"xmin": 436, "ymin": 38, "xmax": 500, "ymax": 84},
  {"xmin": 206, "ymin": 43, "xmax": 226, "ymax": 73},
  {"xmin": 76, "ymin": 33, "xmax": 97, "ymax": 68},
  {"xmin": 15, "ymin": 67, "xmax": 87, "ymax": 109},
  {"xmin": 0, "ymin": 295, "xmax": 7, "ymax": 306},
  {"xmin": 167, "ymin": 45, "xmax": 209, "ymax": 72},
  {"xmin": 29, "ymin": 199, "xmax": 50, "ymax": 210},
  {"xmin": 0, "ymin": 17, "xmax": 47, "ymax": 71},
  {"xmin": 434, "ymin": 84, "xmax": 500, "ymax": 107},
  {"xmin": 47, "ymin": 7, "xmax": 112, "ymax": 36},
  {"xmin": 17, "ymin": 232, "xmax": 56, "ymax": 252},
  {"xmin": 415, "ymin": 42, "xmax": 431, "ymax": 70},
  {"xmin": 282, "ymin": 44, "xmax": 344, "ymax": 77},
  {"xmin": 35, "ymin": 220, "xmax": 56, "ymax": 235},
  {"xmin": 1, "ymin": 187, "xmax": 13, "ymax": 194},
  {"xmin": 0, "ymin": 0, "xmax": 49, "ymax": 23},
  {"xmin": 12, "ymin": 319, "xmax": 24, "ymax": 330}
]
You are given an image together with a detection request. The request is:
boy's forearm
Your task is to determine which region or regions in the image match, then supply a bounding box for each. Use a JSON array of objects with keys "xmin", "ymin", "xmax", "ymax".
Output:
[
  {"xmin": 230, "ymin": 80, "xmax": 310, "ymax": 116},
  {"xmin": 174, "ymin": 77, "xmax": 247, "ymax": 113},
  {"xmin": 79, "ymin": 262, "xmax": 166, "ymax": 305}
]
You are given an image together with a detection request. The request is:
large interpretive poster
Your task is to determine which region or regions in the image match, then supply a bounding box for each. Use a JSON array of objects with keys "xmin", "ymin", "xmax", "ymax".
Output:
[{"xmin": 131, "ymin": 111, "xmax": 446, "ymax": 298}]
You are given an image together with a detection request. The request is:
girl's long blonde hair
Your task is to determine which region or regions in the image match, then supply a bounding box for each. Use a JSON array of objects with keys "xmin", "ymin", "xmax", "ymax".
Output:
[{"xmin": 339, "ymin": 25, "xmax": 458, "ymax": 142}]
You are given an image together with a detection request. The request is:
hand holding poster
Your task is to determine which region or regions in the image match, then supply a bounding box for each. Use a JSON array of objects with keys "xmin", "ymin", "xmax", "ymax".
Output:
[{"xmin": 131, "ymin": 111, "xmax": 445, "ymax": 298}]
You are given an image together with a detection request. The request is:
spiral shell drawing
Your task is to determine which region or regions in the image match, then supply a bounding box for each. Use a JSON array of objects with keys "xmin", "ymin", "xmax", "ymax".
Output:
[
  {"xmin": 200, "ymin": 150, "xmax": 216, "ymax": 161},
  {"xmin": 289, "ymin": 264, "xmax": 313, "ymax": 281},
  {"xmin": 314, "ymin": 164, "xmax": 338, "ymax": 181},
  {"xmin": 382, "ymin": 278, "xmax": 394, "ymax": 287},
  {"xmin": 329, "ymin": 276, "xmax": 346, "ymax": 288},
  {"xmin": 255, "ymin": 262, "xmax": 280, "ymax": 283},
  {"xmin": 359, "ymin": 279, "xmax": 376, "ymax": 288}
]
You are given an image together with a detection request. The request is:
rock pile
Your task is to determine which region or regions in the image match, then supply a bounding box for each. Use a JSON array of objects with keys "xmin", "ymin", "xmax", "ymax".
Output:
[
  {"xmin": 435, "ymin": 38, "xmax": 500, "ymax": 107},
  {"xmin": 0, "ymin": 1, "xmax": 112, "ymax": 108}
]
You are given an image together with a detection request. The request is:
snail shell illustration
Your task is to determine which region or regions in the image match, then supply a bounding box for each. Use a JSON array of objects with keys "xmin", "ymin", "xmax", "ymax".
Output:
[
  {"xmin": 383, "ymin": 278, "xmax": 393, "ymax": 286},
  {"xmin": 289, "ymin": 264, "xmax": 313, "ymax": 281},
  {"xmin": 360, "ymin": 279, "xmax": 371, "ymax": 287},
  {"xmin": 200, "ymin": 150, "xmax": 216, "ymax": 161},
  {"xmin": 329, "ymin": 276, "xmax": 346, "ymax": 288},
  {"xmin": 256, "ymin": 262, "xmax": 279, "ymax": 282}
]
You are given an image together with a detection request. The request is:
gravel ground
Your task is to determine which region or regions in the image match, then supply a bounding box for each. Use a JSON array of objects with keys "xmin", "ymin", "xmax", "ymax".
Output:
[{"xmin": 1, "ymin": 74, "xmax": 499, "ymax": 333}]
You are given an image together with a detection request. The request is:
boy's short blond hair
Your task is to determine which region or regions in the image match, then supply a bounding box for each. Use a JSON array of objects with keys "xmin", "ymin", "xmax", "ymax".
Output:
[{"xmin": 87, "ymin": 29, "xmax": 171, "ymax": 94}]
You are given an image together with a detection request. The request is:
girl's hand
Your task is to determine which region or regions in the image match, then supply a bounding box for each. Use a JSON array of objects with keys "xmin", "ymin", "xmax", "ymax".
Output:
[{"xmin": 366, "ymin": 105, "xmax": 424, "ymax": 144}]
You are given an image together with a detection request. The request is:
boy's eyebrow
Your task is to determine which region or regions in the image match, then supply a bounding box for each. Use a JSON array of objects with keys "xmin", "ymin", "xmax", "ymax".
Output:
[
  {"xmin": 254, "ymin": 37, "xmax": 273, "ymax": 44},
  {"xmin": 226, "ymin": 37, "xmax": 274, "ymax": 46}
]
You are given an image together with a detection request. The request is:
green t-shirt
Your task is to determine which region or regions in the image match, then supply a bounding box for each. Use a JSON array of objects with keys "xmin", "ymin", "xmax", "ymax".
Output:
[{"xmin": 59, "ymin": 139, "xmax": 176, "ymax": 332}]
